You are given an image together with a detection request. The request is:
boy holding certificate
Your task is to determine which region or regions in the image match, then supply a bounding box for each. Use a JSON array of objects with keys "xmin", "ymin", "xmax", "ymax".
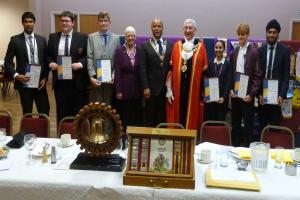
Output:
[
  {"xmin": 204, "ymin": 40, "xmax": 232, "ymax": 121},
  {"xmin": 257, "ymin": 19, "xmax": 290, "ymax": 137},
  {"xmin": 229, "ymin": 23, "xmax": 262, "ymax": 147}
]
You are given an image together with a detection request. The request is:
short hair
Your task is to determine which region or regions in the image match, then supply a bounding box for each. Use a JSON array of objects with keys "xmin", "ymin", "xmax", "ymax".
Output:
[
  {"xmin": 22, "ymin": 12, "xmax": 35, "ymax": 23},
  {"xmin": 60, "ymin": 11, "xmax": 75, "ymax": 22},
  {"xmin": 236, "ymin": 23, "xmax": 250, "ymax": 35},
  {"xmin": 98, "ymin": 11, "xmax": 110, "ymax": 21},
  {"xmin": 215, "ymin": 40, "xmax": 226, "ymax": 50},
  {"xmin": 151, "ymin": 18, "xmax": 163, "ymax": 27},
  {"xmin": 183, "ymin": 18, "xmax": 197, "ymax": 29},
  {"xmin": 124, "ymin": 26, "xmax": 136, "ymax": 35}
]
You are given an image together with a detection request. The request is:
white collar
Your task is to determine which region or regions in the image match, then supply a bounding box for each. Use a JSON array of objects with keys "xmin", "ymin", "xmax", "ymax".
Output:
[
  {"xmin": 267, "ymin": 42, "xmax": 277, "ymax": 49},
  {"xmin": 239, "ymin": 42, "xmax": 249, "ymax": 50},
  {"xmin": 62, "ymin": 30, "xmax": 73, "ymax": 37},
  {"xmin": 184, "ymin": 37, "xmax": 195, "ymax": 44},
  {"xmin": 214, "ymin": 57, "xmax": 225, "ymax": 64},
  {"xmin": 24, "ymin": 32, "xmax": 34, "ymax": 39}
]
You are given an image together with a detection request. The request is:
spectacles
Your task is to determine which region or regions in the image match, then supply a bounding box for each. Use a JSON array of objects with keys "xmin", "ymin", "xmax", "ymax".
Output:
[{"xmin": 61, "ymin": 20, "xmax": 72, "ymax": 23}]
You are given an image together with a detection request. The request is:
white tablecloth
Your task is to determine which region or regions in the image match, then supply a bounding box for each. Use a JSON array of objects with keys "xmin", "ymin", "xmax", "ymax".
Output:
[{"xmin": 0, "ymin": 138, "xmax": 299, "ymax": 200}]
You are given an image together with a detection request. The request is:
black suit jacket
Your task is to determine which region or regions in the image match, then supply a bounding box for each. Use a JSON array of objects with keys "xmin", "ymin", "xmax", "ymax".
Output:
[
  {"xmin": 47, "ymin": 31, "xmax": 89, "ymax": 91},
  {"xmin": 4, "ymin": 33, "xmax": 48, "ymax": 89},
  {"xmin": 258, "ymin": 42, "xmax": 290, "ymax": 98},
  {"xmin": 139, "ymin": 39, "xmax": 173, "ymax": 96}
]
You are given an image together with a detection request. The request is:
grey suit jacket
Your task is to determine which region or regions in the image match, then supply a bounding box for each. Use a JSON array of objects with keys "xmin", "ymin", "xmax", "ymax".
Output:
[{"xmin": 87, "ymin": 31, "xmax": 120, "ymax": 77}]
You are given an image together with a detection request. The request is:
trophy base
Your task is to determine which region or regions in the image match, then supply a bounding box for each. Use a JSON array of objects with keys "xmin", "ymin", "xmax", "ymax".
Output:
[{"xmin": 70, "ymin": 153, "xmax": 126, "ymax": 172}]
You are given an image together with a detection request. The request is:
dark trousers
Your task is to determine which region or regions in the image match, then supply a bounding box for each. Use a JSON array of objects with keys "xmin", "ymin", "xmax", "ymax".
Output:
[
  {"xmin": 258, "ymin": 104, "xmax": 281, "ymax": 132},
  {"xmin": 54, "ymin": 80, "xmax": 88, "ymax": 126},
  {"xmin": 18, "ymin": 87, "xmax": 50, "ymax": 116},
  {"xmin": 231, "ymin": 98, "xmax": 254, "ymax": 147},
  {"xmin": 204, "ymin": 101, "xmax": 228, "ymax": 121},
  {"xmin": 144, "ymin": 90, "xmax": 166, "ymax": 127},
  {"xmin": 118, "ymin": 99, "xmax": 142, "ymax": 131}
]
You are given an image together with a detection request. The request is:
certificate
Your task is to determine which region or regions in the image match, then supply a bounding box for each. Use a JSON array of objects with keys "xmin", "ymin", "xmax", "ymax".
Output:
[
  {"xmin": 96, "ymin": 59, "xmax": 112, "ymax": 82},
  {"xmin": 263, "ymin": 79, "xmax": 278, "ymax": 105},
  {"xmin": 296, "ymin": 52, "xmax": 300, "ymax": 82},
  {"xmin": 234, "ymin": 73, "xmax": 249, "ymax": 98},
  {"xmin": 204, "ymin": 77, "xmax": 220, "ymax": 102},
  {"xmin": 149, "ymin": 138, "xmax": 173, "ymax": 173},
  {"xmin": 24, "ymin": 64, "xmax": 41, "ymax": 88},
  {"xmin": 57, "ymin": 56, "xmax": 72, "ymax": 80}
]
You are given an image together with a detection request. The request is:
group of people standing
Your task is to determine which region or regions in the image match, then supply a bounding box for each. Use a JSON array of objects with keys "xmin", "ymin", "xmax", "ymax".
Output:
[{"xmin": 4, "ymin": 11, "xmax": 290, "ymax": 147}]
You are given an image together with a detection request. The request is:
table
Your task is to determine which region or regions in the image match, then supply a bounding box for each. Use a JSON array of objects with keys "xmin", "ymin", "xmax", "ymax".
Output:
[{"xmin": 0, "ymin": 138, "xmax": 299, "ymax": 200}]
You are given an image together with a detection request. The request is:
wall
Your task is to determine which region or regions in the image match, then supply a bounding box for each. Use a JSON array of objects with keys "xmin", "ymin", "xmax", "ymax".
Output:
[
  {"xmin": 38, "ymin": 0, "xmax": 300, "ymax": 39},
  {"xmin": 0, "ymin": 0, "xmax": 29, "ymax": 59}
]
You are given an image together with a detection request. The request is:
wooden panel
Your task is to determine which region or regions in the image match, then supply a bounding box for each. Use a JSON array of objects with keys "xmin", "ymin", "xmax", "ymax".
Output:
[
  {"xmin": 79, "ymin": 15, "xmax": 99, "ymax": 34},
  {"xmin": 54, "ymin": 15, "xmax": 78, "ymax": 32},
  {"xmin": 292, "ymin": 22, "xmax": 300, "ymax": 40}
]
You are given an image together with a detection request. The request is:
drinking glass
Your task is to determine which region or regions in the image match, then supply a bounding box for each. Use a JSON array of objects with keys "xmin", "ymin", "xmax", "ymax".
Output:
[
  {"xmin": 0, "ymin": 128, "xmax": 6, "ymax": 148},
  {"xmin": 274, "ymin": 146, "xmax": 284, "ymax": 169},
  {"xmin": 24, "ymin": 134, "xmax": 37, "ymax": 165}
]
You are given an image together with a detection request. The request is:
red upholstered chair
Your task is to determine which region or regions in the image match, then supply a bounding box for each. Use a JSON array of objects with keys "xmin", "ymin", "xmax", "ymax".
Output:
[
  {"xmin": 260, "ymin": 125, "xmax": 295, "ymax": 149},
  {"xmin": 0, "ymin": 110, "xmax": 13, "ymax": 135},
  {"xmin": 58, "ymin": 116, "xmax": 76, "ymax": 138},
  {"xmin": 20, "ymin": 113, "xmax": 50, "ymax": 138},
  {"xmin": 199, "ymin": 121, "xmax": 232, "ymax": 145}
]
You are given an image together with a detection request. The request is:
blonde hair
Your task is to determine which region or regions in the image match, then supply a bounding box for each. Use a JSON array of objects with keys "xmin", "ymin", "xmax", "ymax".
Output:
[{"xmin": 236, "ymin": 23, "xmax": 250, "ymax": 35}]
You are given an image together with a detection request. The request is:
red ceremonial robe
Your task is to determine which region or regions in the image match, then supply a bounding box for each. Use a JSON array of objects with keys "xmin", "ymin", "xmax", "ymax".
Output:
[{"xmin": 166, "ymin": 40, "xmax": 208, "ymax": 130}]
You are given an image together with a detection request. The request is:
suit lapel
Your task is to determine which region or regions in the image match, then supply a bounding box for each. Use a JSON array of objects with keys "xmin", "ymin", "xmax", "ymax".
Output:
[
  {"xmin": 96, "ymin": 32, "xmax": 104, "ymax": 50},
  {"xmin": 70, "ymin": 32, "xmax": 76, "ymax": 56},
  {"xmin": 273, "ymin": 44, "xmax": 281, "ymax": 71},
  {"xmin": 20, "ymin": 33, "xmax": 29, "ymax": 63}
]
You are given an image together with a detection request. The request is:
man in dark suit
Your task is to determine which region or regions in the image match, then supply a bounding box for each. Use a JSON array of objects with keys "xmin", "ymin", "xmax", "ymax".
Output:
[
  {"xmin": 139, "ymin": 18, "xmax": 173, "ymax": 127},
  {"xmin": 257, "ymin": 19, "xmax": 290, "ymax": 135},
  {"xmin": 4, "ymin": 12, "xmax": 50, "ymax": 115},
  {"xmin": 48, "ymin": 11, "xmax": 89, "ymax": 125}
]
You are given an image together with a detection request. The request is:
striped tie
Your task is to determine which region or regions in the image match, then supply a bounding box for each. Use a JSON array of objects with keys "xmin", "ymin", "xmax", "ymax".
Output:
[
  {"xmin": 64, "ymin": 35, "xmax": 69, "ymax": 56},
  {"xmin": 28, "ymin": 36, "xmax": 35, "ymax": 64}
]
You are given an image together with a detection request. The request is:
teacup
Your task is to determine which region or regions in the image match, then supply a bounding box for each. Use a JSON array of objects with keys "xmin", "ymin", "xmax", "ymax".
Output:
[
  {"xmin": 200, "ymin": 149, "xmax": 211, "ymax": 163},
  {"xmin": 61, "ymin": 133, "xmax": 71, "ymax": 147},
  {"xmin": 293, "ymin": 148, "xmax": 300, "ymax": 162}
]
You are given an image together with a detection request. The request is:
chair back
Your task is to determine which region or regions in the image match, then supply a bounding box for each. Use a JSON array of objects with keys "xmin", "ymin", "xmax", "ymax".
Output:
[
  {"xmin": 260, "ymin": 125, "xmax": 295, "ymax": 149},
  {"xmin": 20, "ymin": 113, "xmax": 50, "ymax": 138},
  {"xmin": 58, "ymin": 116, "xmax": 76, "ymax": 138},
  {"xmin": 200, "ymin": 120, "xmax": 232, "ymax": 145},
  {"xmin": 0, "ymin": 110, "xmax": 13, "ymax": 135}
]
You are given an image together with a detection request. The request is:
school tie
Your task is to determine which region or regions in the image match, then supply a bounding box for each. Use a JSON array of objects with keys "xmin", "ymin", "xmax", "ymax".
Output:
[
  {"xmin": 64, "ymin": 34, "xmax": 69, "ymax": 56},
  {"xmin": 266, "ymin": 46, "xmax": 274, "ymax": 79},
  {"xmin": 103, "ymin": 33, "xmax": 108, "ymax": 46},
  {"xmin": 28, "ymin": 36, "xmax": 35, "ymax": 64},
  {"xmin": 157, "ymin": 39, "xmax": 163, "ymax": 55}
]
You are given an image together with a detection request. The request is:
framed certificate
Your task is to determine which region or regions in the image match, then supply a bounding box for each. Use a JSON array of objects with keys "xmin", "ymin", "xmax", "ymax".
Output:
[
  {"xmin": 149, "ymin": 138, "xmax": 173, "ymax": 173},
  {"xmin": 263, "ymin": 79, "xmax": 278, "ymax": 105},
  {"xmin": 57, "ymin": 56, "xmax": 72, "ymax": 80},
  {"xmin": 204, "ymin": 77, "xmax": 220, "ymax": 102},
  {"xmin": 296, "ymin": 52, "xmax": 300, "ymax": 82},
  {"xmin": 96, "ymin": 59, "xmax": 112, "ymax": 83},
  {"xmin": 24, "ymin": 64, "xmax": 41, "ymax": 88},
  {"xmin": 234, "ymin": 73, "xmax": 249, "ymax": 98}
]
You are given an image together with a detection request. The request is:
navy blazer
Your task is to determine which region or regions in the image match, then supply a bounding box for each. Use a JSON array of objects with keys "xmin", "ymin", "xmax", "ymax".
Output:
[
  {"xmin": 4, "ymin": 33, "xmax": 48, "ymax": 89},
  {"xmin": 139, "ymin": 39, "xmax": 173, "ymax": 96},
  {"xmin": 47, "ymin": 31, "xmax": 89, "ymax": 91},
  {"xmin": 204, "ymin": 59, "xmax": 232, "ymax": 100},
  {"xmin": 114, "ymin": 45, "xmax": 142, "ymax": 100},
  {"xmin": 258, "ymin": 42, "xmax": 290, "ymax": 98}
]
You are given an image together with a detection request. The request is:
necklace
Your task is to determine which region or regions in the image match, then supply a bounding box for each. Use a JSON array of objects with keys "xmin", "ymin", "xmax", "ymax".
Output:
[
  {"xmin": 150, "ymin": 38, "xmax": 166, "ymax": 67},
  {"xmin": 124, "ymin": 43, "xmax": 136, "ymax": 66}
]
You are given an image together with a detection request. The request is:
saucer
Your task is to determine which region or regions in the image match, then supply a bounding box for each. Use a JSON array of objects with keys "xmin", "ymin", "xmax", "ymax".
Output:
[
  {"xmin": 57, "ymin": 140, "xmax": 74, "ymax": 148},
  {"xmin": 198, "ymin": 159, "xmax": 212, "ymax": 164}
]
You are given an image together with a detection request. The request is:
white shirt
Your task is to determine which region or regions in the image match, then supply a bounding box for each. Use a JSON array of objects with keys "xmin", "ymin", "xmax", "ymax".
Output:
[
  {"xmin": 58, "ymin": 30, "xmax": 73, "ymax": 56},
  {"xmin": 265, "ymin": 42, "xmax": 277, "ymax": 78},
  {"xmin": 24, "ymin": 32, "xmax": 39, "ymax": 65},
  {"xmin": 236, "ymin": 42, "xmax": 249, "ymax": 73},
  {"xmin": 214, "ymin": 57, "xmax": 225, "ymax": 65}
]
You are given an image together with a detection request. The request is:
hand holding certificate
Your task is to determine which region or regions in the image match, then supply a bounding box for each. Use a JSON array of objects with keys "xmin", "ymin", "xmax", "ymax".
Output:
[
  {"xmin": 97, "ymin": 59, "xmax": 112, "ymax": 83},
  {"xmin": 57, "ymin": 56, "xmax": 72, "ymax": 80},
  {"xmin": 24, "ymin": 64, "xmax": 41, "ymax": 88},
  {"xmin": 234, "ymin": 73, "xmax": 249, "ymax": 98},
  {"xmin": 263, "ymin": 79, "xmax": 279, "ymax": 105},
  {"xmin": 204, "ymin": 77, "xmax": 220, "ymax": 102}
]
